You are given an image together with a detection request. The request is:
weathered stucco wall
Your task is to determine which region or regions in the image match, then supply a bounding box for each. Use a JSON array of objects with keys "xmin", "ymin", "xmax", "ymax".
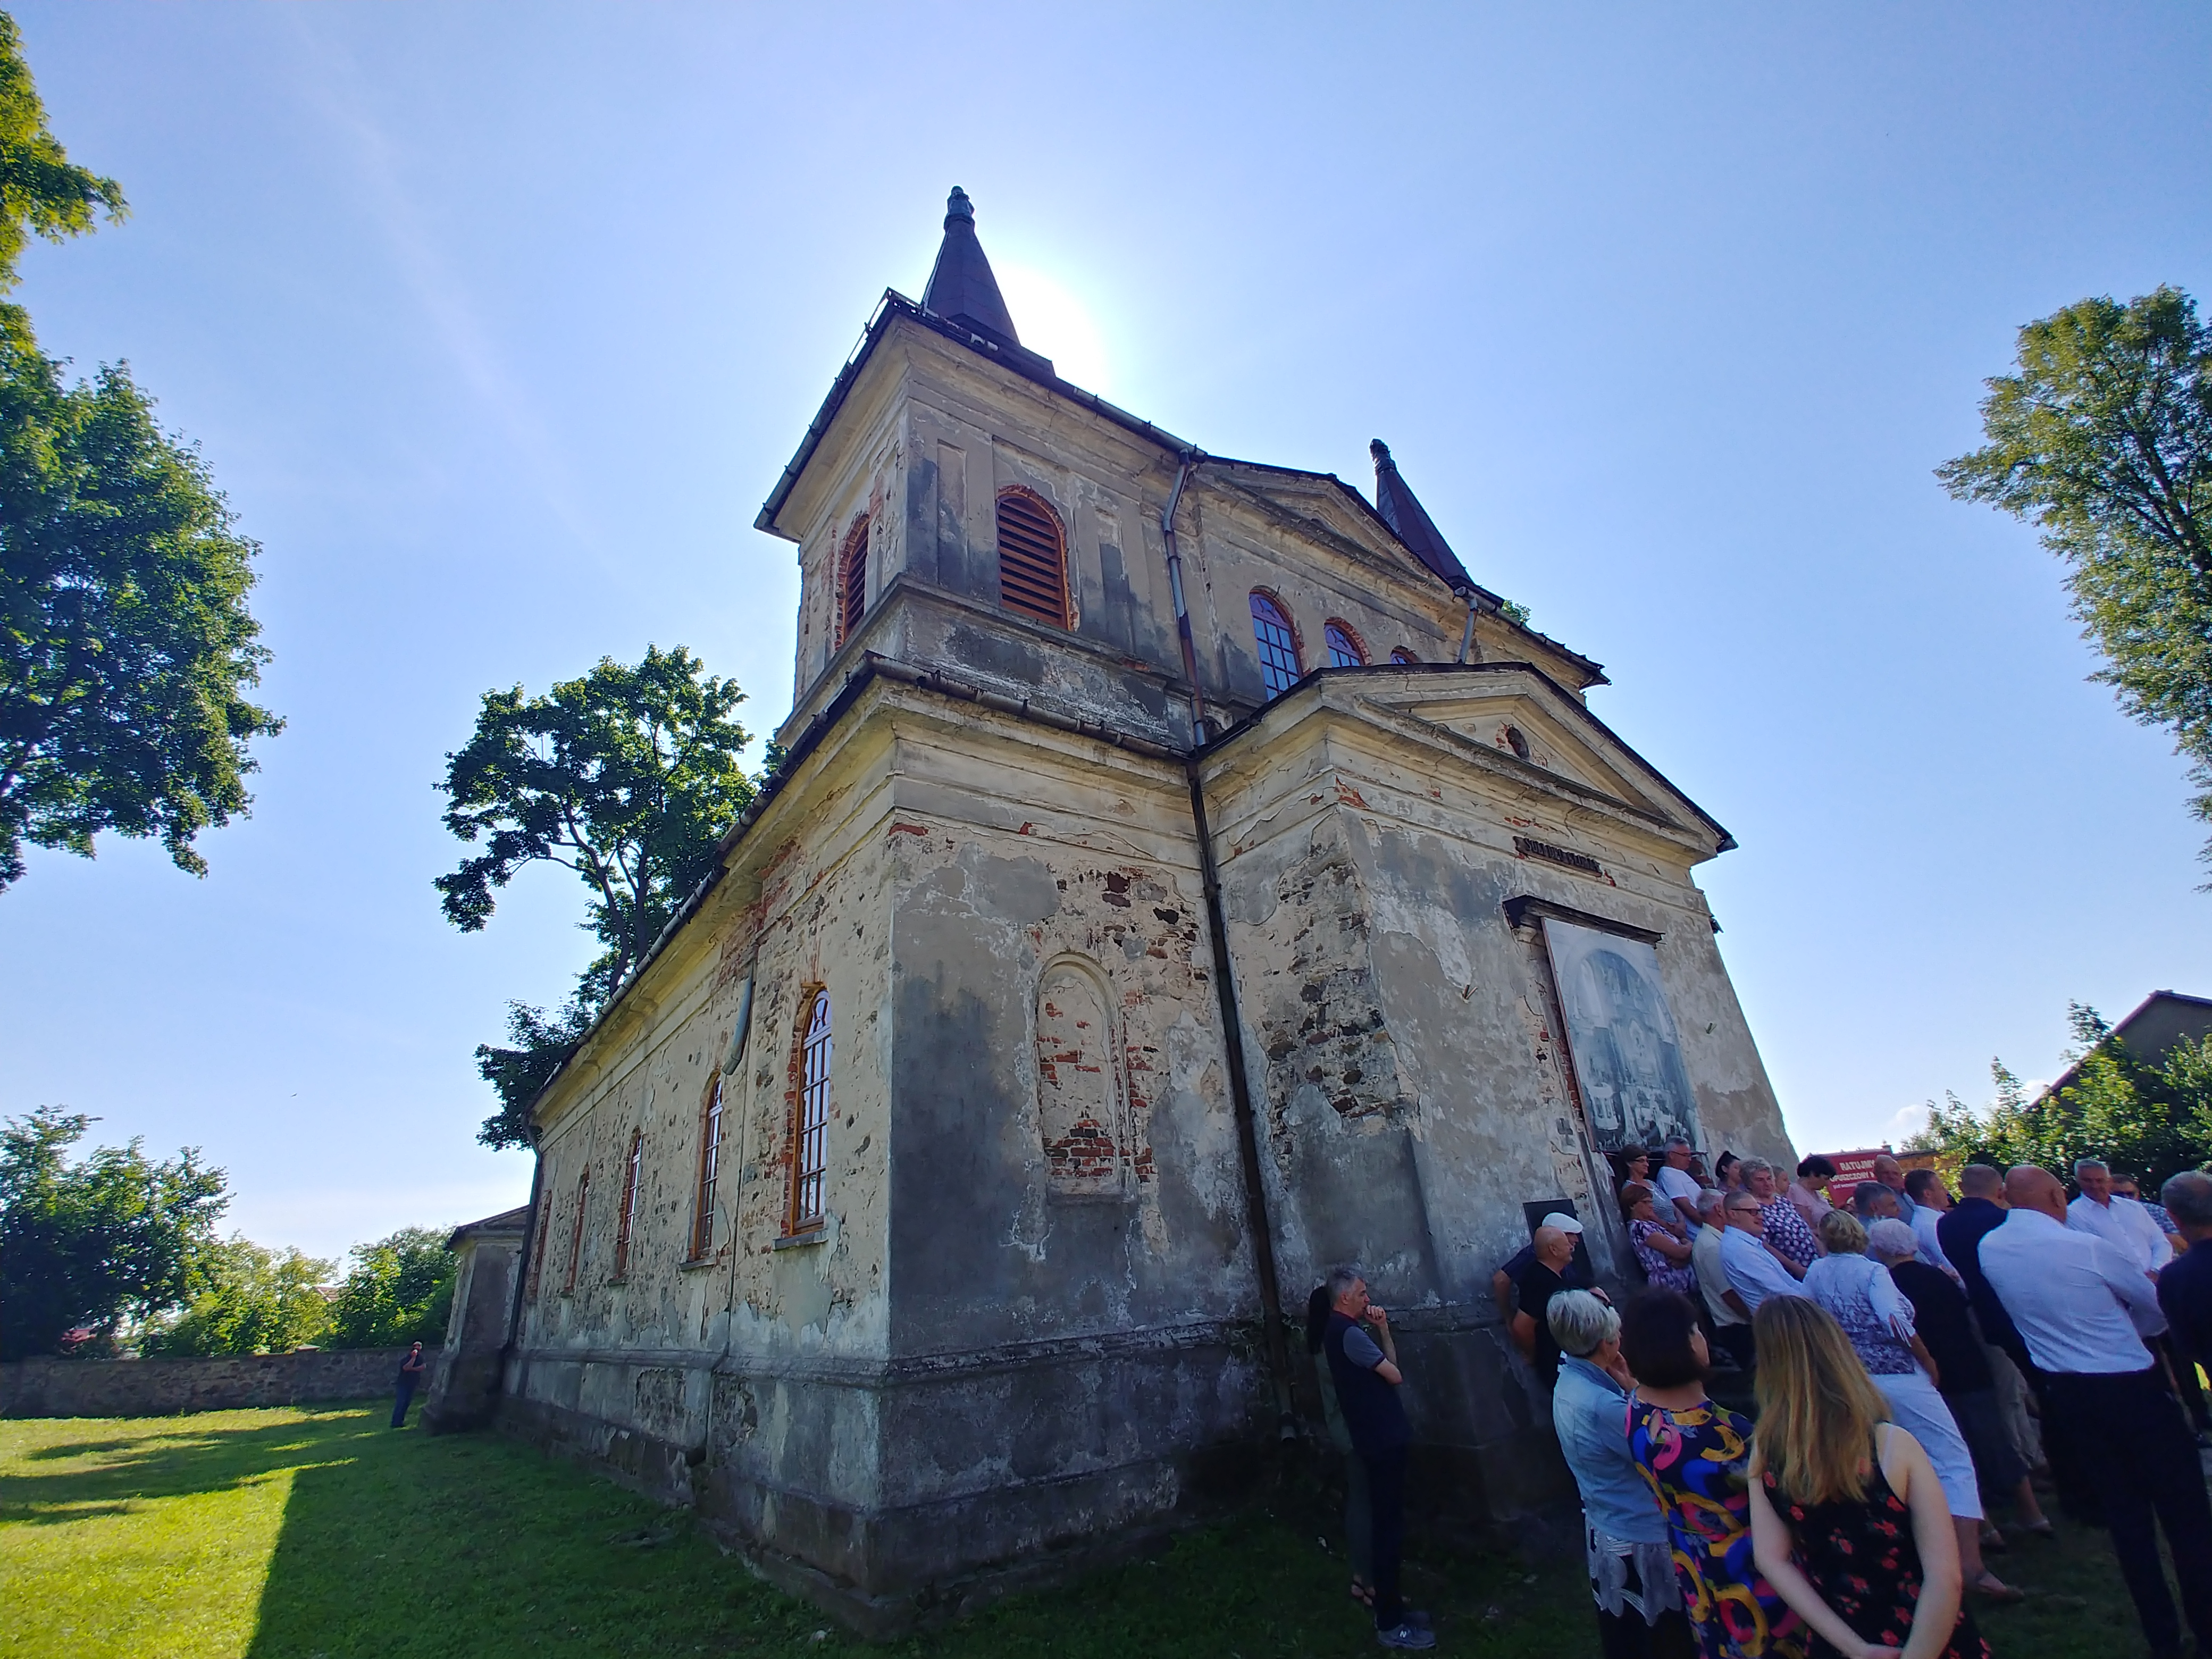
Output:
[{"xmin": 2, "ymin": 1347, "xmax": 430, "ymax": 1418}]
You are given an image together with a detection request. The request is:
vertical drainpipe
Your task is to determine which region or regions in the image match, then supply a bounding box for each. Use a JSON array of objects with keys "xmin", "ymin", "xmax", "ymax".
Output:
[
  {"xmin": 1455, "ymin": 588, "xmax": 1480, "ymax": 665},
  {"xmin": 1162, "ymin": 452, "xmax": 1297, "ymax": 1439}
]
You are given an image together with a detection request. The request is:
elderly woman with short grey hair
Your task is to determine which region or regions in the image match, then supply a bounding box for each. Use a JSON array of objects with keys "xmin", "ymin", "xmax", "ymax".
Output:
[
  {"xmin": 1804, "ymin": 1212, "xmax": 2020, "ymax": 1603},
  {"xmin": 1546, "ymin": 1289, "xmax": 1689, "ymax": 1658}
]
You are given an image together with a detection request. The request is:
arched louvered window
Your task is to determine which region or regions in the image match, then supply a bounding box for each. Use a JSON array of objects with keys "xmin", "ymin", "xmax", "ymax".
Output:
[
  {"xmin": 1390, "ymin": 648, "xmax": 1419, "ymax": 666},
  {"xmin": 691, "ymin": 1075, "xmax": 724, "ymax": 1261},
  {"xmin": 995, "ymin": 489, "xmax": 1069, "ymax": 627},
  {"xmin": 788, "ymin": 988, "xmax": 833, "ymax": 1232},
  {"xmin": 613, "ymin": 1130, "xmax": 643, "ymax": 1279},
  {"xmin": 835, "ymin": 515, "xmax": 870, "ymax": 648},
  {"xmin": 1249, "ymin": 592, "xmax": 1302, "ymax": 698},
  {"xmin": 1324, "ymin": 621, "xmax": 1367, "ymax": 668}
]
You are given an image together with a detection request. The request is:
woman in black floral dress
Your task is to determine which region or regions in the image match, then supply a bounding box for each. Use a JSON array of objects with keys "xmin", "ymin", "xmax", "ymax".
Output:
[{"xmin": 1746, "ymin": 1299, "xmax": 1989, "ymax": 1659}]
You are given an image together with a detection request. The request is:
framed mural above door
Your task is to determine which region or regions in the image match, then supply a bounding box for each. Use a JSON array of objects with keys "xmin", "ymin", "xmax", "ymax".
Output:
[{"xmin": 1540, "ymin": 918, "xmax": 1699, "ymax": 1153}]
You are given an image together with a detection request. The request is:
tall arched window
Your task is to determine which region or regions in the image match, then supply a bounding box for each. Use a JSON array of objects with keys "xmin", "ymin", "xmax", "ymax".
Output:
[
  {"xmin": 1249, "ymin": 592, "xmax": 1302, "ymax": 698},
  {"xmin": 691, "ymin": 1075, "xmax": 724, "ymax": 1261},
  {"xmin": 1390, "ymin": 648, "xmax": 1419, "ymax": 666},
  {"xmin": 995, "ymin": 488, "xmax": 1069, "ymax": 627},
  {"xmin": 789, "ymin": 989, "xmax": 833, "ymax": 1232},
  {"xmin": 835, "ymin": 515, "xmax": 870, "ymax": 648},
  {"xmin": 564, "ymin": 1169, "xmax": 589, "ymax": 1294},
  {"xmin": 526, "ymin": 1186, "xmax": 551, "ymax": 1301},
  {"xmin": 613, "ymin": 1130, "xmax": 643, "ymax": 1279},
  {"xmin": 1324, "ymin": 621, "xmax": 1367, "ymax": 668}
]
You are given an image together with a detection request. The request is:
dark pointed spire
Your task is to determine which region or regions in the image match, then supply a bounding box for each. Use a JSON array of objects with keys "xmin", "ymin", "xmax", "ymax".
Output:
[
  {"xmin": 923, "ymin": 187, "xmax": 1020, "ymax": 346},
  {"xmin": 1370, "ymin": 439, "xmax": 1474, "ymax": 591}
]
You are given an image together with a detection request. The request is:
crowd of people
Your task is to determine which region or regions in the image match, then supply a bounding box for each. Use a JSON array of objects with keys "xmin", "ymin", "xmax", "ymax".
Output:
[{"xmin": 1308, "ymin": 1147, "xmax": 2212, "ymax": 1657}]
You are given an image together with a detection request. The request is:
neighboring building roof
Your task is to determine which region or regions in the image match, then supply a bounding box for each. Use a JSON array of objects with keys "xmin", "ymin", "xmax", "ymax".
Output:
[
  {"xmin": 2039, "ymin": 989, "xmax": 2212, "ymax": 1104},
  {"xmin": 1369, "ymin": 439, "xmax": 1476, "ymax": 592},
  {"xmin": 445, "ymin": 1205, "xmax": 532, "ymax": 1251}
]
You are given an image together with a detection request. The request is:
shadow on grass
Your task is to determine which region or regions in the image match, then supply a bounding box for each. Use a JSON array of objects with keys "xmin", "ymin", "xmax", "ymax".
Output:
[
  {"xmin": 0, "ymin": 1409, "xmax": 381, "ymax": 1526},
  {"xmin": 234, "ymin": 1420, "xmax": 1595, "ymax": 1659}
]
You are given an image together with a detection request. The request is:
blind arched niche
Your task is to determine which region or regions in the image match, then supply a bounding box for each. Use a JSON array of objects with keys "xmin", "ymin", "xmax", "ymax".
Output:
[{"xmin": 1034, "ymin": 958, "xmax": 1126, "ymax": 1197}]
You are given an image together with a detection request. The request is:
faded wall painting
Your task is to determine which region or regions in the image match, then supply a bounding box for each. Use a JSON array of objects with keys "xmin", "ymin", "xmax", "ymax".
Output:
[{"xmin": 1541, "ymin": 919, "xmax": 1698, "ymax": 1152}]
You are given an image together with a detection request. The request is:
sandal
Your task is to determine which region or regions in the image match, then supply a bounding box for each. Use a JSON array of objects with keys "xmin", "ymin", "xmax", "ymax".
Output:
[
  {"xmin": 1351, "ymin": 1578, "xmax": 1375, "ymax": 1608},
  {"xmin": 1969, "ymin": 1574, "xmax": 2025, "ymax": 1603}
]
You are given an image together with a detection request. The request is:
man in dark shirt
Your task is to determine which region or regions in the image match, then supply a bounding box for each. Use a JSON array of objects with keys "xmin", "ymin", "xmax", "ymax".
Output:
[
  {"xmin": 1510, "ymin": 1221, "xmax": 1582, "ymax": 1388},
  {"xmin": 2159, "ymin": 1172, "xmax": 2212, "ymax": 1401},
  {"xmin": 1937, "ymin": 1164, "xmax": 2026, "ymax": 1366},
  {"xmin": 392, "ymin": 1341, "xmax": 427, "ymax": 1429},
  {"xmin": 1891, "ymin": 1255, "xmax": 2050, "ymax": 1534},
  {"xmin": 1322, "ymin": 1267, "xmax": 1433, "ymax": 1652}
]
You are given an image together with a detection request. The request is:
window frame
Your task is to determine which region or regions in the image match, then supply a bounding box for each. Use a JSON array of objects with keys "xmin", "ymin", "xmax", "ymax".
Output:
[
  {"xmin": 1323, "ymin": 619, "xmax": 1368, "ymax": 669},
  {"xmin": 994, "ymin": 487, "xmax": 1071, "ymax": 629},
  {"xmin": 526, "ymin": 1186, "xmax": 551, "ymax": 1302},
  {"xmin": 834, "ymin": 514, "xmax": 870, "ymax": 648},
  {"xmin": 691, "ymin": 1074, "xmax": 725, "ymax": 1261},
  {"xmin": 1248, "ymin": 590, "xmax": 1303, "ymax": 699},
  {"xmin": 1390, "ymin": 648, "xmax": 1419, "ymax": 666},
  {"xmin": 563, "ymin": 1169, "xmax": 589, "ymax": 1295},
  {"xmin": 613, "ymin": 1129, "xmax": 643, "ymax": 1280},
  {"xmin": 786, "ymin": 987, "xmax": 834, "ymax": 1235}
]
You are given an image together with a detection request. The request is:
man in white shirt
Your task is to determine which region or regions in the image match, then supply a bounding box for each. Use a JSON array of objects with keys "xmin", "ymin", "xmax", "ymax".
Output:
[
  {"xmin": 1688, "ymin": 1189, "xmax": 1752, "ymax": 1369},
  {"xmin": 1653, "ymin": 1137, "xmax": 1705, "ymax": 1231},
  {"xmin": 1902, "ymin": 1169, "xmax": 1959, "ymax": 1279},
  {"xmin": 1717, "ymin": 1190, "xmax": 1807, "ymax": 1316},
  {"xmin": 2069, "ymin": 1157, "xmax": 2174, "ymax": 1278},
  {"xmin": 1982, "ymin": 1165, "xmax": 2210, "ymax": 1659}
]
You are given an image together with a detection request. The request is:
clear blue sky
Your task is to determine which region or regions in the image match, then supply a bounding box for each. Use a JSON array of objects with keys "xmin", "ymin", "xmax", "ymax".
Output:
[{"xmin": 4, "ymin": 4, "xmax": 2208, "ymax": 1264}]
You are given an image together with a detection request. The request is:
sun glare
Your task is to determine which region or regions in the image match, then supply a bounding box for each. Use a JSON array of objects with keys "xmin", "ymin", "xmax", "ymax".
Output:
[{"xmin": 993, "ymin": 264, "xmax": 1112, "ymax": 395}]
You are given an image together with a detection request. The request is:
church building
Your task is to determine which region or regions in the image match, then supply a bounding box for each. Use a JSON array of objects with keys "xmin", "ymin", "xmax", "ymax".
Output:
[{"xmin": 425, "ymin": 189, "xmax": 1796, "ymax": 1632}]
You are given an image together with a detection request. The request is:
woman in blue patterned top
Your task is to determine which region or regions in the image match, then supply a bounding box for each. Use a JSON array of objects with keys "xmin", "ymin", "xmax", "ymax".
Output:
[
  {"xmin": 1623, "ymin": 1182, "xmax": 1700, "ymax": 1296},
  {"xmin": 1623, "ymin": 1288, "xmax": 1806, "ymax": 1659}
]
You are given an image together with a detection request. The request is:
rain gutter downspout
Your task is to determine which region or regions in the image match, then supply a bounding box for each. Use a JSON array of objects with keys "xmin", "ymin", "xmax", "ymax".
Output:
[
  {"xmin": 1455, "ymin": 588, "xmax": 1480, "ymax": 665},
  {"xmin": 1162, "ymin": 453, "xmax": 1296, "ymax": 1440}
]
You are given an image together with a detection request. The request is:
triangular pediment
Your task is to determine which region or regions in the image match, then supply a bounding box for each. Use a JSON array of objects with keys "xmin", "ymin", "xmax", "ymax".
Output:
[
  {"xmin": 1209, "ymin": 466, "xmax": 1449, "ymax": 592},
  {"xmin": 1319, "ymin": 664, "xmax": 1734, "ymax": 854}
]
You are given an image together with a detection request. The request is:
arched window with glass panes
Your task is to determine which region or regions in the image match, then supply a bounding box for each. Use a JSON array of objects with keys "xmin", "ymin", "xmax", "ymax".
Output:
[
  {"xmin": 690, "ymin": 1076, "xmax": 724, "ymax": 1261},
  {"xmin": 787, "ymin": 989, "xmax": 833, "ymax": 1234},
  {"xmin": 995, "ymin": 489, "xmax": 1069, "ymax": 627},
  {"xmin": 1390, "ymin": 648, "xmax": 1419, "ymax": 666},
  {"xmin": 1249, "ymin": 592, "xmax": 1301, "ymax": 698},
  {"xmin": 1324, "ymin": 620, "xmax": 1367, "ymax": 668}
]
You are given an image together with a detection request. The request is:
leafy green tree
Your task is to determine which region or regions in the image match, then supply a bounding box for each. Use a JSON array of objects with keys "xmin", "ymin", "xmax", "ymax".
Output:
[
  {"xmin": 1939, "ymin": 287, "xmax": 2212, "ymax": 872},
  {"xmin": 437, "ymin": 646, "xmax": 754, "ymax": 1147},
  {"xmin": 0, "ymin": 16, "xmax": 278, "ymax": 891},
  {"xmin": 1912, "ymin": 1002, "xmax": 2212, "ymax": 1185},
  {"xmin": 0, "ymin": 12, "xmax": 126, "ymax": 319},
  {"xmin": 143, "ymin": 1235, "xmax": 334, "ymax": 1356},
  {"xmin": 325, "ymin": 1226, "xmax": 455, "ymax": 1350},
  {"xmin": 0, "ymin": 1106, "xmax": 229, "ymax": 1359}
]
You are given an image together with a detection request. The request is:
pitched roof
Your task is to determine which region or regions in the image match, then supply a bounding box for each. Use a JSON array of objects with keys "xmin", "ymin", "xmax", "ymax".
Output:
[
  {"xmin": 1369, "ymin": 439, "xmax": 1475, "ymax": 592},
  {"xmin": 922, "ymin": 187, "xmax": 1020, "ymax": 347}
]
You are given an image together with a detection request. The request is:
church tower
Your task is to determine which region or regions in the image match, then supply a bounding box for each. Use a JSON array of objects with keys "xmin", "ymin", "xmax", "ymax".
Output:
[{"xmin": 469, "ymin": 190, "xmax": 1795, "ymax": 1632}]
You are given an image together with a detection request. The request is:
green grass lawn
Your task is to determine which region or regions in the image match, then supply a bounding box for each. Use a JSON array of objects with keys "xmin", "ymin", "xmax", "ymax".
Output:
[{"xmin": 0, "ymin": 1402, "xmax": 2170, "ymax": 1657}]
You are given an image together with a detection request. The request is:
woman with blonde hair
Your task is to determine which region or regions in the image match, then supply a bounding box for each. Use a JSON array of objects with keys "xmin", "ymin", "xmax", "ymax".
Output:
[
  {"xmin": 1804, "ymin": 1211, "xmax": 2017, "ymax": 1603},
  {"xmin": 1747, "ymin": 1298, "xmax": 1989, "ymax": 1659}
]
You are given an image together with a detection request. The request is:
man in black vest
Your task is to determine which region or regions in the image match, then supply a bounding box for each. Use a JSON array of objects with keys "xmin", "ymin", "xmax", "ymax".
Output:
[{"xmin": 1322, "ymin": 1266, "xmax": 1434, "ymax": 1650}]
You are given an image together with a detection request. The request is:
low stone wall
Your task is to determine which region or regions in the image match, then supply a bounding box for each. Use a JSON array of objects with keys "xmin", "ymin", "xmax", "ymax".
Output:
[{"xmin": 0, "ymin": 1346, "xmax": 434, "ymax": 1418}]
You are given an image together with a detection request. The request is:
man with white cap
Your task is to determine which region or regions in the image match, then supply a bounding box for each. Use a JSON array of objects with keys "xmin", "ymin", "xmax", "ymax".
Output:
[{"xmin": 1511, "ymin": 1214, "xmax": 1598, "ymax": 1389}]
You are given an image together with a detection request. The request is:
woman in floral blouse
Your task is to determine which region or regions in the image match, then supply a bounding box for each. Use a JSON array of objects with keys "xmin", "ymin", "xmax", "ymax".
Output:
[{"xmin": 1623, "ymin": 1288, "xmax": 1806, "ymax": 1659}]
